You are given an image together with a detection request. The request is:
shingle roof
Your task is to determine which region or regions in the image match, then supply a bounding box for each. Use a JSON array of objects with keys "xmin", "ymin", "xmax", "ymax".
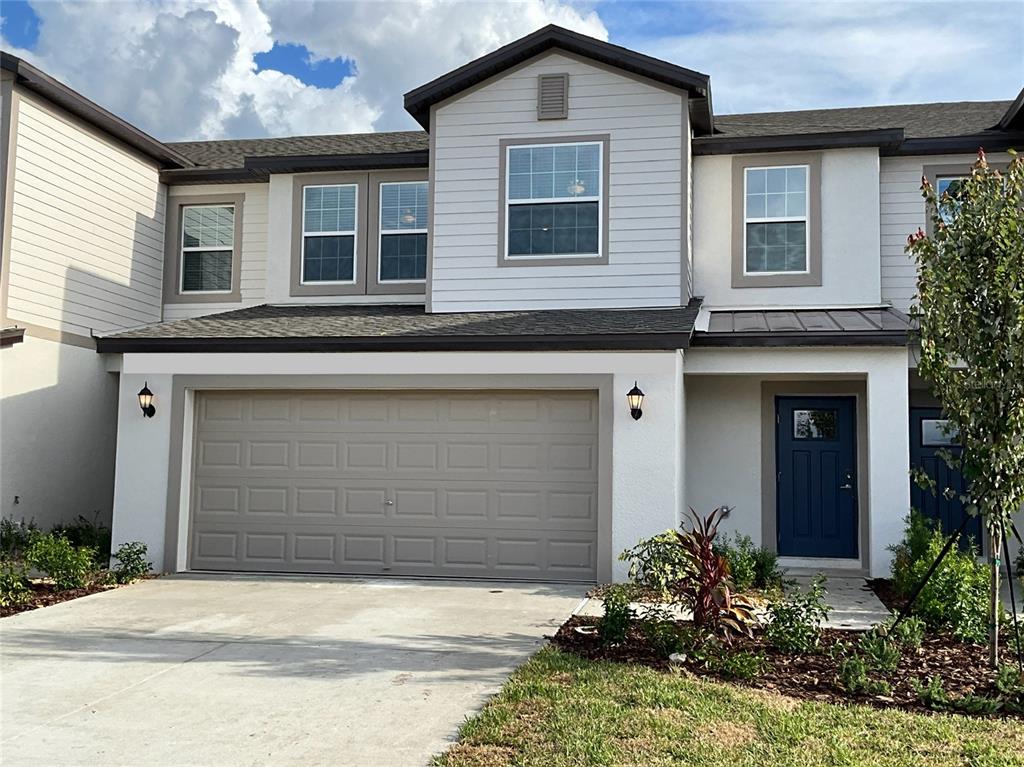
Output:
[
  {"xmin": 95, "ymin": 301, "xmax": 702, "ymax": 353},
  {"xmin": 694, "ymin": 307, "xmax": 914, "ymax": 347},
  {"xmin": 712, "ymin": 100, "xmax": 1011, "ymax": 140},
  {"xmin": 167, "ymin": 131, "xmax": 428, "ymax": 170}
]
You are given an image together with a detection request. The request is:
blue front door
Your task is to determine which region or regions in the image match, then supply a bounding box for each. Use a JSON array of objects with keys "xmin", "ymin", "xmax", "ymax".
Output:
[
  {"xmin": 909, "ymin": 407, "xmax": 981, "ymax": 549},
  {"xmin": 776, "ymin": 396, "xmax": 858, "ymax": 558}
]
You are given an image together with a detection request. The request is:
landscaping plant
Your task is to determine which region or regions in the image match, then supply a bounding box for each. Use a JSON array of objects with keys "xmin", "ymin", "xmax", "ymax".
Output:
[
  {"xmin": 52, "ymin": 512, "xmax": 112, "ymax": 566},
  {"xmin": 714, "ymin": 533, "xmax": 781, "ymax": 592},
  {"xmin": 0, "ymin": 517, "xmax": 38, "ymax": 560},
  {"xmin": 619, "ymin": 530, "xmax": 695, "ymax": 598},
  {"xmin": 836, "ymin": 653, "xmax": 890, "ymax": 696},
  {"xmin": 857, "ymin": 630, "xmax": 902, "ymax": 674},
  {"xmin": 763, "ymin": 576, "xmax": 830, "ymax": 653},
  {"xmin": 598, "ymin": 584, "xmax": 633, "ymax": 646},
  {"xmin": 912, "ymin": 675, "xmax": 950, "ymax": 710},
  {"xmin": 0, "ymin": 559, "xmax": 31, "ymax": 607},
  {"xmin": 906, "ymin": 148, "xmax": 1024, "ymax": 665},
  {"xmin": 25, "ymin": 533, "xmax": 97, "ymax": 591},
  {"xmin": 110, "ymin": 542, "xmax": 151, "ymax": 583},
  {"xmin": 883, "ymin": 615, "xmax": 926, "ymax": 650}
]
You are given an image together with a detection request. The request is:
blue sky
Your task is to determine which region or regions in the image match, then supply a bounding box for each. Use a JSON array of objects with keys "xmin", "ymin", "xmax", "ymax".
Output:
[{"xmin": 1, "ymin": 1, "xmax": 1020, "ymax": 141}]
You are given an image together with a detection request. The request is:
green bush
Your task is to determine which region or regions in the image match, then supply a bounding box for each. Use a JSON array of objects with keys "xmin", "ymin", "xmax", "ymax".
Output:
[
  {"xmin": 952, "ymin": 694, "xmax": 1002, "ymax": 716},
  {"xmin": 639, "ymin": 618, "xmax": 687, "ymax": 658},
  {"xmin": 52, "ymin": 512, "xmax": 111, "ymax": 566},
  {"xmin": 1, "ymin": 517, "xmax": 38, "ymax": 560},
  {"xmin": 884, "ymin": 616, "xmax": 926, "ymax": 649},
  {"xmin": 715, "ymin": 533, "xmax": 782, "ymax": 591},
  {"xmin": 619, "ymin": 530, "xmax": 694, "ymax": 597},
  {"xmin": 26, "ymin": 533, "xmax": 97, "ymax": 591},
  {"xmin": 857, "ymin": 630, "xmax": 901, "ymax": 673},
  {"xmin": 110, "ymin": 542, "xmax": 150, "ymax": 584},
  {"xmin": 764, "ymin": 576, "xmax": 830, "ymax": 653},
  {"xmin": 711, "ymin": 649, "xmax": 765, "ymax": 681},
  {"xmin": 890, "ymin": 512, "xmax": 992, "ymax": 643},
  {"xmin": 598, "ymin": 584, "xmax": 633, "ymax": 646},
  {"xmin": 836, "ymin": 652, "xmax": 890, "ymax": 695},
  {"xmin": 913, "ymin": 675, "xmax": 950, "ymax": 710},
  {"xmin": 0, "ymin": 559, "xmax": 31, "ymax": 607}
]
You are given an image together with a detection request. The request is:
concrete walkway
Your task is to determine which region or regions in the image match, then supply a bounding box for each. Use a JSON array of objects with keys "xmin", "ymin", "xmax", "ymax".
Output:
[{"xmin": 0, "ymin": 575, "xmax": 584, "ymax": 767}]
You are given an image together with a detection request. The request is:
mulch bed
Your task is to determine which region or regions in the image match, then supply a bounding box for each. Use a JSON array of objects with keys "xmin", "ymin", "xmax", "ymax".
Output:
[
  {"xmin": 551, "ymin": 615, "xmax": 1023, "ymax": 718},
  {"xmin": 1, "ymin": 580, "xmax": 123, "ymax": 617}
]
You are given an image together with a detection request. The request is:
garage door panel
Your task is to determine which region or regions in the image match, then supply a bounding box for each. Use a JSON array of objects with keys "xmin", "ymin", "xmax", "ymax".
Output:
[{"xmin": 190, "ymin": 391, "xmax": 599, "ymax": 580}]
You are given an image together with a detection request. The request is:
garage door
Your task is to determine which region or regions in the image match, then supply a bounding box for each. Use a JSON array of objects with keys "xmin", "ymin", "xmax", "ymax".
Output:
[{"xmin": 189, "ymin": 390, "xmax": 599, "ymax": 580}]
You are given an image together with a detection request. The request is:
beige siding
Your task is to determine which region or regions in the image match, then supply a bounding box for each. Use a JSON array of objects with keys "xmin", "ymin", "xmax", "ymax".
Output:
[
  {"xmin": 879, "ymin": 152, "xmax": 1011, "ymax": 312},
  {"xmin": 6, "ymin": 89, "xmax": 165, "ymax": 336},
  {"xmin": 430, "ymin": 52, "xmax": 685, "ymax": 312}
]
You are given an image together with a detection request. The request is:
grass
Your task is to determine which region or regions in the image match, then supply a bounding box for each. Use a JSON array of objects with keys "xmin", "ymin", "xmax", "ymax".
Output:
[{"xmin": 433, "ymin": 647, "xmax": 1024, "ymax": 767}]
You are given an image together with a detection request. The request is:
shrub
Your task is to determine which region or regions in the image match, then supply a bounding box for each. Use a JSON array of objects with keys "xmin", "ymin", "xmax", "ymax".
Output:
[
  {"xmin": 26, "ymin": 533, "xmax": 96, "ymax": 591},
  {"xmin": 836, "ymin": 653, "xmax": 890, "ymax": 696},
  {"xmin": 110, "ymin": 542, "xmax": 150, "ymax": 584},
  {"xmin": 620, "ymin": 530, "xmax": 694, "ymax": 598},
  {"xmin": 857, "ymin": 630, "xmax": 901, "ymax": 673},
  {"xmin": 913, "ymin": 675, "xmax": 950, "ymax": 710},
  {"xmin": 0, "ymin": 559, "xmax": 31, "ymax": 607},
  {"xmin": 952, "ymin": 694, "xmax": 1002, "ymax": 716},
  {"xmin": 891, "ymin": 517, "xmax": 992, "ymax": 643},
  {"xmin": 639, "ymin": 617, "xmax": 687, "ymax": 658},
  {"xmin": 995, "ymin": 663, "xmax": 1024, "ymax": 697},
  {"xmin": 711, "ymin": 649, "xmax": 765, "ymax": 681},
  {"xmin": 715, "ymin": 533, "xmax": 782, "ymax": 592},
  {"xmin": 1, "ymin": 517, "xmax": 38, "ymax": 559},
  {"xmin": 51, "ymin": 512, "xmax": 111, "ymax": 566},
  {"xmin": 598, "ymin": 584, "xmax": 633, "ymax": 646},
  {"xmin": 764, "ymin": 576, "xmax": 830, "ymax": 653},
  {"xmin": 884, "ymin": 616, "xmax": 926, "ymax": 649}
]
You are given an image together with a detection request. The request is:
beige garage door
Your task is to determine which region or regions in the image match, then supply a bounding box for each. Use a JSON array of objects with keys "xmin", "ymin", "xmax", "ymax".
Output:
[{"xmin": 189, "ymin": 390, "xmax": 599, "ymax": 580}]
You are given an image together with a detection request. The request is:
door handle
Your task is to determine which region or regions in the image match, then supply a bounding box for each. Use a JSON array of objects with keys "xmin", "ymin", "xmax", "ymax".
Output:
[{"xmin": 839, "ymin": 483, "xmax": 853, "ymax": 490}]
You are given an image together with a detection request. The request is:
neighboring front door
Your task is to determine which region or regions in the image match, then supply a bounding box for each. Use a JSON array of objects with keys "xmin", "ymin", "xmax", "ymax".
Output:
[
  {"xmin": 909, "ymin": 407, "xmax": 981, "ymax": 549},
  {"xmin": 776, "ymin": 396, "xmax": 858, "ymax": 558}
]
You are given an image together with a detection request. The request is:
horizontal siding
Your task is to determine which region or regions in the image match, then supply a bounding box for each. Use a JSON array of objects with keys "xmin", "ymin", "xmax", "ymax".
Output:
[
  {"xmin": 879, "ymin": 153, "xmax": 1007, "ymax": 312},
  {"xmin": 7, "ymin": 90, "xmax": 165, "ymax": 336},
  {"xmin": 163, "ymin": 182, "xmax": 269, "ymax": 320},
  {"xmin": 431, "ymin": 52, "xmax": 685, "ymax": 312}
]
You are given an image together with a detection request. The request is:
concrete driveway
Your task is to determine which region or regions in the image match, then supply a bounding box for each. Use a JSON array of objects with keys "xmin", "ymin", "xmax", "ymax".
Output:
[{"xmin": 0, "ymin": 575, "xmax": 584, "ymax": 766}]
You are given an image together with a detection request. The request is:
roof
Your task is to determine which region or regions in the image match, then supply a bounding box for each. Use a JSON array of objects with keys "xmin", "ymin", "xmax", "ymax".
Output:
[
  {"xmin": 403, "ymin": 24, "xmax": 714, "ymax": 135},
  {"xmin": 95, "ymin": 301, "xmax": 702, "ymax": 353},
  {"xmin": 998, "ymin": 87, "xmax": 1024, "ymax": 130},
  {"xmin": 1, "ymin": 52, "xmax": 192, "ymax": 169},
  {"xmin": 693, "ymin": 307, "xmax": 914, "ymax": 347},
  {"xmin": 697, "ymin": 100, "xmax": 1021, "ymax": 155}
]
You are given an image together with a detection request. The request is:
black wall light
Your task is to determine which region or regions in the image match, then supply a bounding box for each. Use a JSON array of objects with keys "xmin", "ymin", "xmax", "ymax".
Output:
[
  {"xmin": 626, "ymin": 381, "xmax": 644, "ymax": 420},
  {"xmin": 138, "ymin": 382, "xmax": 156, "ymax": 418}
]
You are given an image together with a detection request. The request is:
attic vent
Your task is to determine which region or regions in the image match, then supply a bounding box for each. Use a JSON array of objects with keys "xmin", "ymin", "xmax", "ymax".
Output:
[{"xmin": 537, "ymin": 74, "xmax": 569, "ymax": 120}]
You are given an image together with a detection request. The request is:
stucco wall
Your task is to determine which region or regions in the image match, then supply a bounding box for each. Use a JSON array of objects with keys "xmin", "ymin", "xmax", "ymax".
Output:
[
  {"xmin": 111, "ymin": 351, "xmax": 685, "ymax": 579},
  {"xmin": 1, "ymin": 336, "xmax": 118, "ymax": 530},
  {"xmin": 692, "ymin": 147, "xmax": 882, "ymax": 308}
]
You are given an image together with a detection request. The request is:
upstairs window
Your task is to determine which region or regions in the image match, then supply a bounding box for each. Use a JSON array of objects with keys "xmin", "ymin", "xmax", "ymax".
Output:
[
  {"xmin": 379, "ymin": 181, "xmax": 428, "ymax": 282},
  {"xmin": 505, "ymin": 141, "xmax": 602, "ymax": 260},
  {"xmin": 935, "ymin": 176, "xmax": 967, "ymax": 224},
  {"xmin": 744, "ymin": 165, "xmax": 809, "ymax": 274},
  {"xmin": 302, "ymin": 184, "xmax": 357, "ymax": 283},
  {"xmin": 181, "ymin": 205, "xmax": 234, "ymax": 293}
]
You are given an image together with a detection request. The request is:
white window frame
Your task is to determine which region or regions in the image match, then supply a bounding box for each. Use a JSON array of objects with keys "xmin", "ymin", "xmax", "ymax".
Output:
[
  {"xmin": 742, "ymin": 164, "xmax": 810, "ymax": 276},
  {"xmin": 179, "ymin": 204, "xmax": 234, "ymax": 295},
  {"xmin": 300, "ymin": 183, "xmax": 358, "ymax": 285},
  {"xmin": 378, "ymin": 180, "xmax": 428, "ymax": 284},
  {"xmin": 504, "ymin": 140, "xmax": 603, "ymax": 261}
]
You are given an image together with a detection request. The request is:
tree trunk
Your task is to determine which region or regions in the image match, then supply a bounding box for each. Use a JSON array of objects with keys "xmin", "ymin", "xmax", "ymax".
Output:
[{"xmin": 989, "ymin": 525, "xmax": 1003, "ymax": 668}]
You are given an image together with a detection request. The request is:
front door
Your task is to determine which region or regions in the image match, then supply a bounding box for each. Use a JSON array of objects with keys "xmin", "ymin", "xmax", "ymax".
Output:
[{"xmin": 776, "ymin": 396, "xmax": 858, "ymax": 558}]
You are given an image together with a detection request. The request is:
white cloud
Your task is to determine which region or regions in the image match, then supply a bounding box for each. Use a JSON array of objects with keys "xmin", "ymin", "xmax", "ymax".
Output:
[
  {"xmin": 1, "ymin": 0, "xmax": 605, "ymax": 140},
  {"xmin": 631, "ymin": 2, "xmax": 1022, "ymax": 115}
]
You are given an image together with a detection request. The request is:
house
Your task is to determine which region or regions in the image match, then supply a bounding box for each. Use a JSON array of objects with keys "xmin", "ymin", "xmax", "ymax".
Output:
[{"xmin": 1, "ymin": 27, "xmax": 1021, "ymax": 582}]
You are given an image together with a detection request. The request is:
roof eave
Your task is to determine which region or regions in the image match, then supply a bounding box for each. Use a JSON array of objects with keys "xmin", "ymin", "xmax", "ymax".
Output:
[
  {"xmin": 403, "ymin": 25, "xmax": 712, "ymax": 134},
  {"xmin": 997, "ymin": 88, "xmax": 1024, "ymax": 130},
  {"xmin": 691, "ymin": 331, "xmax": 909, "ymax": 348},
  {"xmin": 882, "ymin": 133, "xmax": 1024, "ymax": 156},
  {"xmin": 243, "ymin": 150, "xmax": 429, "ymax": 174},
  {"xmin": 693, "ymin": 128, "xmax": 904, "ymax": 155},
  {"xmin": 1, "ymin": 52, "xmax": 193, "ymax": 169}
]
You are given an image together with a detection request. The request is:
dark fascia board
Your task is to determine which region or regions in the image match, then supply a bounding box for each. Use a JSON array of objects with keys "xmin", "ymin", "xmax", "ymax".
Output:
[
  {"xmin": 691, "ymin": 331, "xmax": 909, "ymax": 348},
  {"xmin": 160, "ymin": 167, "xmax": 266, "ymax": 185},
  {"xmin": 693, "ymin": 128, "xmax": 904, "ymax": 156},
  {"xmin": 0, "ymin": 327, "xmax": 25, "ymax": 348},
  {"xmin": 882, "ymin": 133, "xmax": 1024, "ymax": 156},
  {"xmin": 1, "ymin": 52, "xmax": 192, "ymax": 169},
  {"xmin": 403, "ymin": 25, "xmax": 713, "ymax": 134},
  {"xmin": 243, "ymin": 150, "xmax": 429, "ymax": 173},
  {"xmin": 997, "ymin": 88, "xmax": 1024, "ymax": 130},
  {"xmin": 95, "ymin": 331, "xmax": 693, "ymax": 354}
]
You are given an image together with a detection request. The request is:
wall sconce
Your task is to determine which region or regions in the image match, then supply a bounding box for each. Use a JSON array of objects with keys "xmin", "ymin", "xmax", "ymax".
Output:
[
  {"xmin": 626, "ymin": 381, "xmax": 644, "ymax": 420},
  {"xmin": 138, "ymin": 382, "xmax": 156, "ymax": 418}
]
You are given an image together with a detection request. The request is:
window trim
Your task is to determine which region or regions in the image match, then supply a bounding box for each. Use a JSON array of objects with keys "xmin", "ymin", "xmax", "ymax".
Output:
[
  {"xmin": 374, "ymin": 177, "xmax": 425, "ymax": 286},
  {"xmin": 497, "ymin": 134, "xmax": 610, "ymax": 267},
  {"xmin": 741, "ymin": 164, "xmax": 811, "ymax": 277},
  {"xmin": 731, "ymin": 153, "xmax": 821, "ymax": 288},
  {"xmin": 163, "ymin": 193, "xmax": 244, "ymax": 304},
  {"xmin": 370, "ymin": 173, "xmax": 429, "ymax": 293},
  {"xmin": 290, "ymin": 172, "xmax": 368, "ymax": 297},
  {"xmin": 922, "ymin": 162, "xmax": 1007, "ymax": 236},
  {"xmin": 299, "ymin": 182, "xmax": 359, "ymax": 287}
]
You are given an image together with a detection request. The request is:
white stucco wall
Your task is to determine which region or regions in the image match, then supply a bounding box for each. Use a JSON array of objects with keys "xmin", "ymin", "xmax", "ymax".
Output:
[
  {"xmin": 0, "ymin": 337, "xmax": 118, "ymax": 530},
  {"xmin": 692, "ymin": 147, "xmax": 882, "ymax": 308},
  {"xmin": 110, "ymin": 351, "xmax": 686, "ymax": 579}
]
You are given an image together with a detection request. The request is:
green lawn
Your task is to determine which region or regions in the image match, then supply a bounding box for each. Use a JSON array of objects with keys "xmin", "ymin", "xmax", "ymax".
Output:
[{"xmin": 433, "ymin": 647, "xmax": 1024, "ymax": 767}]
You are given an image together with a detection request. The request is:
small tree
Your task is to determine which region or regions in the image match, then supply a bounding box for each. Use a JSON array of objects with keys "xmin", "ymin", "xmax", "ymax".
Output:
[{"xmin": 906, "ymin": 149, "xmax": 1024, "ymax": 666}]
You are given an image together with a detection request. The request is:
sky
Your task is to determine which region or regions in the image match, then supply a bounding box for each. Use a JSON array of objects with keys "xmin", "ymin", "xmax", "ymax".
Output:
[{"xmin": 1, "ymin": 0, "xmax": 1021, "ymax": 142}]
